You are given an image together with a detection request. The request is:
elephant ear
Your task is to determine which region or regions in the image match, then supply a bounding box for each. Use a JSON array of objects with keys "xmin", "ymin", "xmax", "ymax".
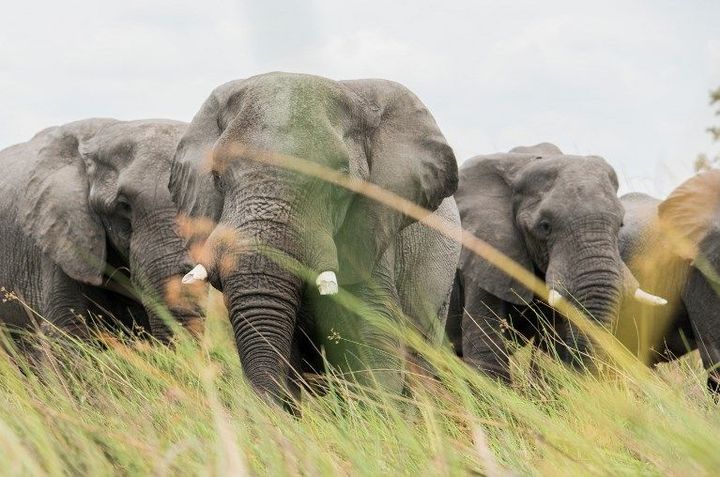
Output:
[
  {"xmin": 457, "ymin": 153, "xmax": 535, "ymax": 305},
  {"xmin": 22, "ymin": 128, "xmax": 106, "ymax": 285},
  {"xmin": 658, "ymin": 170, "xmax": 720, "ymax": 264},
  {"xmin": 335, "ymin": 79, "xmax": 458, "ymax": 283},
  {"xmin": 169, "ymin": 88, "xmax": 227, "ymax": 221}
]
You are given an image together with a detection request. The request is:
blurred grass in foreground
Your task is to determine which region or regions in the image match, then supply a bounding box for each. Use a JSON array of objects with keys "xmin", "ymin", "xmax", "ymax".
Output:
[
  {"xmin": 0, "ymin": 289, "xmax": 716, "ymax": 476},
  {"xmin": 1, "ymin": 149, "xmax": 716, "ymax": 476}
]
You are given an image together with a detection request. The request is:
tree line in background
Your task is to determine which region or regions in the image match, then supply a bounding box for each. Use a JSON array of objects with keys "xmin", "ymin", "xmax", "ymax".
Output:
[{"xmin": 694, "ymin": 85, "xmax": 720, "ymax": 172}]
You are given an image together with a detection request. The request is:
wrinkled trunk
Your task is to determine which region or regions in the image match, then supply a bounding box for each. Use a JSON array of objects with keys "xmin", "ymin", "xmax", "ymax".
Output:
[
  {"xmin": 548, "ymin": 222, "xmax": 624, "ymax": 369},
  {"xmin": 214, "ymin": 192, "xmax": 305, "ymax": 403},
  {"xmin": 130, "ymin": 205, "xmax": 203, "ymax": 341},
  {"xmin": 224, "ymin": 264, "xmax": 302, "ymax": 401}
]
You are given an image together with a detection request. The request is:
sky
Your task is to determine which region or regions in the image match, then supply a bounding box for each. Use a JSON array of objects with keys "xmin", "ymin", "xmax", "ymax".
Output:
[{"xmin": 1, "ymin": 0, "xmax": 718, "ymax": 196}]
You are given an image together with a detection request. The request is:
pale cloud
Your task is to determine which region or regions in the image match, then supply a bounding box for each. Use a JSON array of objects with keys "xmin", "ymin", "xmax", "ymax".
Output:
[{"xmin": 1, "ymin": 0, "xmax": 718, "ymax": 197}]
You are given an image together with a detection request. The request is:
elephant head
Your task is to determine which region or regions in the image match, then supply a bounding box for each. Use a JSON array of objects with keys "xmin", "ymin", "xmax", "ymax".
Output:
[
  {"xmin": 169, "ymin": 72, "xmax": 457, "ymax": 400},
  {"xmin": 458, "ymin": 144, "xmax": 662, "ymax": 365},
  {"xmin": 22, "ymin": 118, "xmax": 203, "ymax": 339}
]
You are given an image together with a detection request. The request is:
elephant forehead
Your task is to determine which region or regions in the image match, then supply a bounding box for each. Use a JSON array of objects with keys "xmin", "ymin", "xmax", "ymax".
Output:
[
  {"xmin": 541, "ymin": 158, "xmax": 615, "ymax": 191},
  {"xmin": 222, "ymin": 74, "xmax": 356, "ymax": 130},
  {"xmin": 91, "ymin": 123, "xmax": 186, "ymax": 171},
  {"xmin": 213, "ymin": 108, "xmax": 365, "ymax": 179}
]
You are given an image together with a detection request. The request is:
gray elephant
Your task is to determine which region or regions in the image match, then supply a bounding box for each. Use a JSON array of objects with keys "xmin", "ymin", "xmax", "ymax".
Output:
[
  {"xmin": 446, "ymin": 144, "xmax": 664, "ymax": 382},
  {"xmin": 0, "ymin": 118, "xmax": 204, "ymax": 343},
  {"xmin": 170, "ymin": 72, "xmax": 461, "ymax": 404},
  {"xmin": 617, "ymin": 170, "xmax": 720, "ymax": 392}
]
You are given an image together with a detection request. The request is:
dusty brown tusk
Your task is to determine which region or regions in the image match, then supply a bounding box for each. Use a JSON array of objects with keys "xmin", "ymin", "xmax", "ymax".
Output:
[
  {"xmin": 316, "ymin": 271, "xmax": 338, "ymax": 295},
  {"xmin": 182, "ymin": 264, "xmax": 208, "ymax": 284},
  {"xmin": 547, "ymin": 289, "xmax": 563, "ymax": 307},
  {"xmin": 634, "ymin": 288, "xmax": 668, "ymax": 306}
]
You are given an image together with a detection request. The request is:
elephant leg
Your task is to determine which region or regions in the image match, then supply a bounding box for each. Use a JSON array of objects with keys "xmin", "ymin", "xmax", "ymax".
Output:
[
  {"xmin": 445, "ymin": 271, "xmax": 465, "ymax": 357},
  {"xmin": 683, "ymin": 269, "xmax": 720, "ymax": 394},
  {"xmin": 393, "ymin": 197, "xmax": 462, "ymax": 374},
  {"xmin": 462, "ymin": 287, "xmax": 514, "ymax": 383},
  {"xmin": 40, "ymin": 267, "xmax": 92, "ymax": 340}
]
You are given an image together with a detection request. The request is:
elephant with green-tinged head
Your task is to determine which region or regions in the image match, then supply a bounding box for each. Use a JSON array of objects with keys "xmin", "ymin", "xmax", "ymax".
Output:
[
  {"xmin": 170, "ymin": 72, "xmax": 461, "ymax": 404},
  {"xmin": 445, "ymin": 144, "xmax": 665, "ymax": 382},
  {"xmin": 618, "ymin": 170, "xmax": 720, "ymax": 393},
  {"xmin": 0, "ymin": 118, "xmax": 204, "ymax": 342}
]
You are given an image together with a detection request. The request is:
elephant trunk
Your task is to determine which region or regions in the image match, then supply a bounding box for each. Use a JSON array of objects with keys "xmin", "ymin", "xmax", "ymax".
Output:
[
  {"xmin": 203, "ymin": 191, "xmax": 310, "ymax": 403},
  {"xmin": 546, "ymin": 219, "xmax": 624, "ymax": 368},
  {"xmin": 223, "ymin": 263, "xmax": 302, "ymax": 402},
  {"xmin": 130, "ymin": 204, "xmax": 204, "ymax": 341}
]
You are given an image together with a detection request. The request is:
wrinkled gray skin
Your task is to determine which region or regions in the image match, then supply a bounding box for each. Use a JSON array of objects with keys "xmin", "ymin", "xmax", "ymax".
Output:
[
  {"xmin": 446, "ymin": 144, "xmax": 631, "ymax": 382},
  {"xmin": 170, "ymin": 72, "xmax": 461, "ymax": 404},
  {"xmin": 618, "ymin": 171, "xmax": 720, "ymax": 392},
  {"xmin": 0, "ymin": 118, "xmax": 202, "ymax": 342}
]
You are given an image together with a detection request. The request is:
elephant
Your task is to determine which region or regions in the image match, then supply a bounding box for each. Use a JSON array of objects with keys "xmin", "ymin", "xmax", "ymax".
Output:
[
  {"xmin": 617, "ymin": 170, "xmax": 720, "ymax": 392},
  {"xmin": 0, "ymin": 118, "xmax": 204, "ymax": 344},
  {"xmin": 169, "ymin": 72, "xmax": 461, "ymax": 404},
  {"xmin": 445, "ymin": 143, "xmax": 665, "ymax": 383}
]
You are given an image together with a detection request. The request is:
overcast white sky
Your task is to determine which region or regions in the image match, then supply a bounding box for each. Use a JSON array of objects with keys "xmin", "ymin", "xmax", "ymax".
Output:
[{"xmin": 2, "ymin": 0, "xmax": 718, "ymax": 196}]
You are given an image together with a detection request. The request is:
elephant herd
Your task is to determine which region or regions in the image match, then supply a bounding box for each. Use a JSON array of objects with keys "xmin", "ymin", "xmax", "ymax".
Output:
[{"xmin": 0, "ymin": 72, "xmax": 718, "ymax": 406}]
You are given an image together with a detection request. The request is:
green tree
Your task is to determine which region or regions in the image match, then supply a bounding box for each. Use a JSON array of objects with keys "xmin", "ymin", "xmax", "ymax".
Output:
[{"xmin": 695, "ymin": 85, "xmax": 720, "ymax": 172}]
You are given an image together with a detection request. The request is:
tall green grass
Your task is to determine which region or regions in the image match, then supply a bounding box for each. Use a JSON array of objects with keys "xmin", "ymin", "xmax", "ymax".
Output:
[
  {"xmin": 0, "ymin": 289, "xmax": 716, "ymax": 476},
  {"xmin": 2, "ymin": 148, "xmax": 717, "ymax": 475}
]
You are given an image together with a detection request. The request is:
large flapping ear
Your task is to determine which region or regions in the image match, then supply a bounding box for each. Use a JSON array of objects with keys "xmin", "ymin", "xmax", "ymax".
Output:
[
  {"xmin": 168, "ymin": 83, "xmax": 244, "ymax": 255},
  {"xmin": 457, "ymin": 153, "xmax": 535, "ymax": 305},
  {"xmin": 335, "ymin": 79, "xmax": 458, "ymax": 283},
  {"xmin": 658, "ymin": 169, "xmax": 720, "ymax": 263},
  {"xmin": 168, "ymin": 80, "xmax": 245, "ymax": 221},
  {"xmin": 21, "ymin": 127, "xmax": 106, "ymax": 285}
]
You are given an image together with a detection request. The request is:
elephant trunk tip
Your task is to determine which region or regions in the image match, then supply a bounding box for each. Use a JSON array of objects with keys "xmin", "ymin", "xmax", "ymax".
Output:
[
  {"xmin": 316, "ymin": 270, "xmax": 338, "ymax": 295},
  {"xmin": 182, "ymin": 264, "xmax": 208, "ymax": 284}
]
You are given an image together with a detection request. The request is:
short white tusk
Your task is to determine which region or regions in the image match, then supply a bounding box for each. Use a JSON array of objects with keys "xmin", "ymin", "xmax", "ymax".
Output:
[
  {"xmin": 316, "ymin": 271, "xmax": 338, "ymax": 296},
  {"xmin": 634, "ymin": 288, "xmax": 668, "ymax": 306},
  {"xmin": 547, "ymin": 289, "xmax": 563, "ymax": 307},
  {"xmin": 182, "ymin": 264, "xmax": 208, "ymax": 284}
]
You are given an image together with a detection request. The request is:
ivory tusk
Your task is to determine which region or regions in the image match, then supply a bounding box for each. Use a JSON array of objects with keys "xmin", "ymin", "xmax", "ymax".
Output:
[
  {"xmin": 547, "ymin": 289, "xmax": 563, "ymax": 307},
  {"xmin": 182, "ymin": 264, "xmax": 208, "ymax": 284},
  {"xmin": 634, "ymin": 288, "xmax": 668, "ymax": 306},
  {"xmin": 316, "ymin": 271, "xmax": 339, "ymax": 296}
]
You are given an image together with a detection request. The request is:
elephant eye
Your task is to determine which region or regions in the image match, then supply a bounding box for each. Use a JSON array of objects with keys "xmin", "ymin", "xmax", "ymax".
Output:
[
  {"xmin": 536, "ymin": 219, "xmax": 552, "ymax": 238},
  {"xmin": 116, "ymin": 198, "xmax": 131, "ymax": 219},
  {"xmin": 211, "ymin": 170, "xmax": 224, "ymax": 192}
]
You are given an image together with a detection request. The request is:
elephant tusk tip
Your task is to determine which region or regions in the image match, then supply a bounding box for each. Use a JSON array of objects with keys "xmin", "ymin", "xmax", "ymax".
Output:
[
  {"xmin": 547, "ymin": 289, "xmax": 563, "ymax": 307},
  {"xmin": 182, "ymin": 264, "xmax": 208, "ymax": 285},
  {"xmin": 634, "ymin": 288, "xmax": 668, "ymax": 306},
  {"xmin": 316, "ymin": 271, "xmax": 338, "ymax": 295}
]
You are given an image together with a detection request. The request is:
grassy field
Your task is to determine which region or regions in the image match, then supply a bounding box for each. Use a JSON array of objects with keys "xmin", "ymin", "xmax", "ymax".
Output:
[{"xmin": 0, "ymin": 291, "xmax": 717, "ymax": 477}]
